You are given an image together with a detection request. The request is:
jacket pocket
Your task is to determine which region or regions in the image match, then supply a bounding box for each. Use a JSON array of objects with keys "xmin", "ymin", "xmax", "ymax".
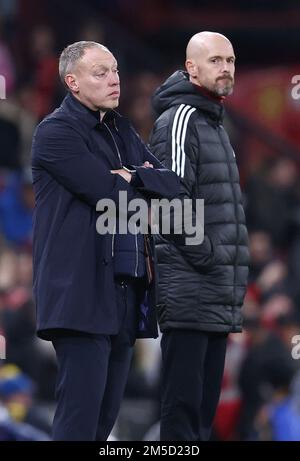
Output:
[{"xmin": 199, "ymin": 233, "xmax": 216, "ymax": 269}]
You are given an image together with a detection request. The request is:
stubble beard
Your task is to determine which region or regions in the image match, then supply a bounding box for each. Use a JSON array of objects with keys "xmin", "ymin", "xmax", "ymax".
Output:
[{"xmin": 214, "ymin": 77, "xmax": 234, "ymax": 97}]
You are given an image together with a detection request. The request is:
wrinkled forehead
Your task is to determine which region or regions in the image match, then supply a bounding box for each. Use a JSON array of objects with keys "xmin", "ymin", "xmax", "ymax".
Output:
[
  {"xmin": 76, "ymin": 47, "xmax": 118, "ymax": 71},
  {"xmin": 202, "ymin": 38, "xmax": 235, "ymax": 59}
]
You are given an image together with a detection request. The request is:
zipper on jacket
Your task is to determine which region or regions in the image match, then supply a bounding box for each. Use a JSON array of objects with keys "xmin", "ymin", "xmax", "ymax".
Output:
[
  {"xmin": 134, "ymin": 224, "xmax": 139, "ymax": 277},
  {"xmin": 217, "ymin": 124, "xmax": 240, "ymax": 330},
  {"xmin": 103, "ymin": 122, "xmax": 123, "ymax": 167},
  {"xmin": 111, "ymin": 221, "xmax": 116, "ymax": 257},
  {"xmin": 113, "ymin": 118, "xmax": 119, "ymax": 132},
  {"xmin": 103, "ymin": 122, "xmax": 121, "ymax": 259}
]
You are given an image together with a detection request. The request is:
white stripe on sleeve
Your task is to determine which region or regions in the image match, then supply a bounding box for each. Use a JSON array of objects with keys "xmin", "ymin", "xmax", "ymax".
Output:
[{"xmin": 171, "ymin": 104, "xmax": 196, "ymax": 178}]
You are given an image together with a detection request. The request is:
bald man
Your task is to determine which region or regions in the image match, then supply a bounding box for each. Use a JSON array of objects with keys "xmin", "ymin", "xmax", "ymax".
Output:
[{"xmin": 150, "ymin": 32, "xmax": 249, "ymax": 440}]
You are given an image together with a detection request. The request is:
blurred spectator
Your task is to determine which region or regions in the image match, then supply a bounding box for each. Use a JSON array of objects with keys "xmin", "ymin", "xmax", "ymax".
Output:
[
  {"xmin": 0, "ymin": 247, "xmax": 18, "ymax": 291},
  {"xmin": 0, "ymin": 401, "xmax": 50, "ymax": 441},
  {"xmin": 78, "ymin": 19, "xmax": 106, "ymax": 43},
  {"xmin": 237, "ymin": 315, "xmax": 297, "ymax": 440},
  {"xmin": 29, "ymin": 25, "xmax": 59, "ymax": 119},
  {"xmin": 286, "ymin": 233, "xmax": 300, "ymax": 311},
  {"xmin": 125, "ymin": 72, "xmax": 161, "ymax": 141},
  {"xmin": 255, "ymin": 361, "xmax": 300, "ymax": 441},
  {"xmin": 0, "ymin": 364, "xmax": 51, "ymax": 435},
  {"xmin": 0, "ymin": 92, "xmax": 37, "ymax": 168},
  {"xmin": 261, "ymin": 294, "xmax": 294, "ymax": 328},
  {"xmin": 245, "ymin": 157, "xmax": 300, "ymax": 249},
  {"xmin": 0, "ymin": 18, "xmax": 15, "ymax": 94},
  {"xmin": 0, "ymin": 169, "xmax": 33, "ymax": 247},
  {"xmin": 0, "ymin": 113, "xmax": 21, "ymax": 170},
  {"xmin": 0, "ymin": 246, "xmax": 57, "ymax": 402},
  {"xmin": 248, "ymin": 231, "xmax": 275, "ymax": 284},
  {"xmin": 213, "ymin": 333, "xmax": 248, "ymax": 441},
  {"xmin": 245, "ymin": 227, "xmax": 299, "ymax": 341}
]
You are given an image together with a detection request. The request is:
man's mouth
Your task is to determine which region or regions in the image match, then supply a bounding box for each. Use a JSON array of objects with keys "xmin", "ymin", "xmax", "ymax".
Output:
[
  {"xmin": 109, "ymin": 91, "xmax": 120, "ymax": 97},
  {"xmin": 217, "ymin": 76, "xmax": 233, "ymax": 82}
]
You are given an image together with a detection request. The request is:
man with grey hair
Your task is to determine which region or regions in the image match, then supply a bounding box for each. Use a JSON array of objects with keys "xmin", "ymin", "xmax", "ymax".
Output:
[
  {"xmin": 149, "ymin": 32, "xmax": 249, "ymax": 440},
  {"xmin": 31, "ymin": 41, "xmax": 179, "ymax": 440}
]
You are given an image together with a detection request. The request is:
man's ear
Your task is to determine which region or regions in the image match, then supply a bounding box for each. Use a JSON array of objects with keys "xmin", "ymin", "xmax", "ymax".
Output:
[
  {"xmin": 185, "ymin": 59, "xmax": 197, "ymax": 78},
  {"xmin": 64, "ymin": 74, "xmax": 79, "ymax": 93}
]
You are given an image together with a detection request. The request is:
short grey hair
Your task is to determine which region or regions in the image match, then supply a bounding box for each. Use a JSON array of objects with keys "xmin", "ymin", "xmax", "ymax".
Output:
[{"xmin": 59, "ymin": 41, "xmax": 110, "ymax": 84}]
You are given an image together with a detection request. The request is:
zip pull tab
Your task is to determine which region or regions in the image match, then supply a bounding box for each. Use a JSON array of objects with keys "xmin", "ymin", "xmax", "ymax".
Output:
[
  {"xmin": 134, "ymin": 223, "xmax": 138, "ymax": 277},
  {"xmin": 113, "ymin": 118, "xmax": 119, "ymax": 132},
  {"xmin": 111, "ymin": 221, "xmax": 116, "ymax": 257},
  {"xmin": 103, "ymin": 122, "xmax": 123, "ymax": 167}
]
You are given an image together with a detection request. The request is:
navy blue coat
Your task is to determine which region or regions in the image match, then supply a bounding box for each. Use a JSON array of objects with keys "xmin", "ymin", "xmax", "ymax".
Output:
[{"xmin": 31, "ymin": 92, "xmax": 179, "ymax": 340}]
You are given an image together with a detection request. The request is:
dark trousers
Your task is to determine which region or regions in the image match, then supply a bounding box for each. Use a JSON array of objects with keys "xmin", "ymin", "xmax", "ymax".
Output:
[
  {"xmin": 51, "ymin": 279, "xmax": 145, "ymax": 441},
  {"xmin": 160, "ymin": 330, "xmax": 228, "ymax": 441}
]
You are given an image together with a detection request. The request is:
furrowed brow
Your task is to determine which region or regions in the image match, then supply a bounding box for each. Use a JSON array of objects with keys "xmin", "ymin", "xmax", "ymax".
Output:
[{"xmin": 92, "ymin": 64, "xmax": 108, "ymax": 71}]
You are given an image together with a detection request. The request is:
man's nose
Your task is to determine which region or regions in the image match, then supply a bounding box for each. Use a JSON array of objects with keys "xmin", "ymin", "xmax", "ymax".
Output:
[
  {"xmin": 221, "ymin": 61, "xmax": 231, "ymax": 73},
  {"xmin": 109, "ymin": 71, "xmax": 120, "ymax": 85}
]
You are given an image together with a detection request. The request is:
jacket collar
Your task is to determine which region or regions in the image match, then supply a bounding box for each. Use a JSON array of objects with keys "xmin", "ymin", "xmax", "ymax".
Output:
[
  {"xmin": 61, "ymin": 92, "xmax": 121, "ymax": 129},
  {"xmin": 152, "ymin": 70, "xmax": 225, "ymax": 123}
]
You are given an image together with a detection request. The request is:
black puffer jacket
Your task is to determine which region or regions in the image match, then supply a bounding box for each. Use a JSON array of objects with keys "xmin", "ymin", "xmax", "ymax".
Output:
[{"xmin": 149, "ymin": 71, "xmax": 249, "ymax": 333}]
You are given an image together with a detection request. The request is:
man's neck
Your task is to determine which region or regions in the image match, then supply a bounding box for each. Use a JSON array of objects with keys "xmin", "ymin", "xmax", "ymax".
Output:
[
  {"xmin": 192, "ymin": 82, "xmax": 225, "ymax": 104},
  {"xmin": 99, "ymin": 110, "xmax": 106, "ymax": 122},
  {"xmin": 71, "ymin": 92, "xmax": 107, "ymax": 118}
]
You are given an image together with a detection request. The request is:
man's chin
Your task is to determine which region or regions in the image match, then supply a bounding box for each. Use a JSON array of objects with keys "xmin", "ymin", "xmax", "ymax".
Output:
[
  {"xmin": 215, "ymin": 85, "xmax": 234, "ymax": 97},
  {"xmin": 110, "ymin": 99, "xmax": 120, "ymax": 109},
  {"xmin": 101, "ymin": 101, "xmax": 119, "ymax": 111}
]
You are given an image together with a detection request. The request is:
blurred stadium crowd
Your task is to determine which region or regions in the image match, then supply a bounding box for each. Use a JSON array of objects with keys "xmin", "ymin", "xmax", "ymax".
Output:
[{"xmin": 1, "ymin": 0, "xmax": 300, "ymax": 441}]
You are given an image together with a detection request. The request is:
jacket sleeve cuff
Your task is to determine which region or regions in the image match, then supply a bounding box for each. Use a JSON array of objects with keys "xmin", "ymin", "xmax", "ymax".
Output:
[{"xmin": 130, "ymin": 170, "xmax": 144, "ymax": 187}]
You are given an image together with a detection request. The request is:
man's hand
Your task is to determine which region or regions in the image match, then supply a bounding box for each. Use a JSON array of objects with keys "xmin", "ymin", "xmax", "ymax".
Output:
[
  {"xmin": 110, "ymin": 169, "xmax": 132, "ymax": 183},
  {"xmin": 111, "ymin": 162, "xmax": 153, "ymax": 183},
  {"xmin": 142, "ymin": 161, "xmax": 153, "ymax": 168}
]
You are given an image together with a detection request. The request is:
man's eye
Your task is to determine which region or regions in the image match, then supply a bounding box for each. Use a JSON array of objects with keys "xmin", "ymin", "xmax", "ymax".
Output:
[{"xmin": 211, "ymin": 58, "xmax": 222, "ymax": 64}]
